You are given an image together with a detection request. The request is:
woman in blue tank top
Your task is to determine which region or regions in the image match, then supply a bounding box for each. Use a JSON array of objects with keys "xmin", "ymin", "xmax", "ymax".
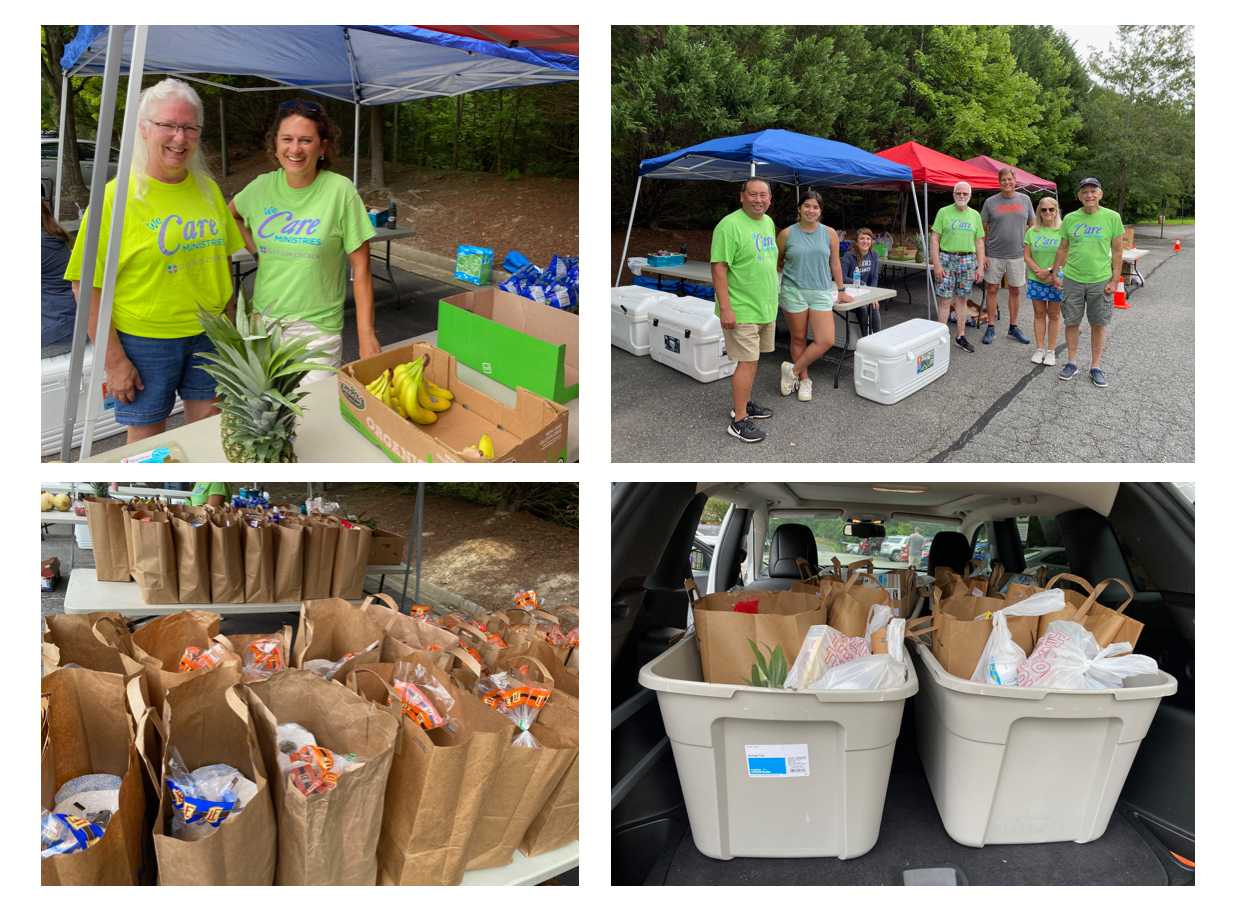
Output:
[{"xmin": 775, "ymin": 190, "xmax": 853, "ymax": 401}]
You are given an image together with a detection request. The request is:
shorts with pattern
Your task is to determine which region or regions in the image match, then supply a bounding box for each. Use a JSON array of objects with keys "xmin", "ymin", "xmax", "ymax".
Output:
[
  {"xmin": 1061, "ymin": 279, "xmax": 1113, "ymax": 327},
  {"xmin": 1026, "ymin": 278, "xmax": 1063, "ymax": 303},
  {"xmin": 935, "ymin": 251, "xmax": 977, "ymax": 299},
  {"xmin": 721, "ymin": 321, "xmax": 775, "ymax": 363}
]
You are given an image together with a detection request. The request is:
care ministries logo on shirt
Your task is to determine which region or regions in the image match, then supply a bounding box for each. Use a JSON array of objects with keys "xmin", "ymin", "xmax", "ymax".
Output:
[
  {"xmin": 949, "ymin": 218, "xmax": 975, "ymax": 232},
  {"xmin": 751, "ymin": 230, "xmax": 776, "ymax": 262},
  {"xmin": 146, "ymin": 214, "xmax": 227, "ymax": 256},
  {"xmin": 1070, "ymin": 222, "xmax": 1107, "ymax": 240},
  {"xmin": 257, "ymin": 206, "xmax": 323, "ymax": 247}
]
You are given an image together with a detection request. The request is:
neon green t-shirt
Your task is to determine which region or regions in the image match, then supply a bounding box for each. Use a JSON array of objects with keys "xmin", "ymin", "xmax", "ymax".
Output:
[
  {"xmin": 1060, "ymin": 206, "xmax": 1124, "ymax": 284},
  {"xmin": 931, "ymin": 205, "xmax": 985, "ymax": 253},
  {"xmin": 64, "ymin": 174, "xmax": 244, "ymax": 338},
  {"xmin": 1024, "ymin": 226, "xmax": 1063, "ymax": 271},
  {"xmin": 709, "ymin": 208, "xmax": 779, "ymax": 324},
  {"xmin": 231, "ymin": 170, "xmax": 376, "ymax": 334},
  {"xmin": 190, "ymin": 482, "xmax": 231, "ymax": 507}
]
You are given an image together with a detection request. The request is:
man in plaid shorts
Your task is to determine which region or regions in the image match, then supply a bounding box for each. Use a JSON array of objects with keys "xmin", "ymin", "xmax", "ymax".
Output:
[{"xmin": 930, "ymin": 182, "xmax": 987, "ymax": 352}]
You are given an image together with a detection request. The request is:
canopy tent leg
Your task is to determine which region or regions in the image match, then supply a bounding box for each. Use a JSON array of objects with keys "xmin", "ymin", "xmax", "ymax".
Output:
[
  {"xmin": 219, "ymin": 95, "xmax": 227, "ymax": 178},
  {"xmin": 399, "ymin": 482, "xmax": 426, "ymax": 609},
  {"xmin": 353, "ymin": 103, "xmax": 361, "ymax": 186},
  {"xmin": 79, "ymin": 26, "xmax": 149, "ymax": 460},
  {"xmin": 53, "ymin": 73, "xmax": 68, "ymax": 221},
  {"xmin": 615, "ymin": 175, "xmax": 643, "ymax": 286},
  {"xmin": 917, "ymin": 180, "xmax": 936, "ymax": 319},
  {"xmin": 59, "ymin": 26, "xmax": 126, "ymax": 461}
]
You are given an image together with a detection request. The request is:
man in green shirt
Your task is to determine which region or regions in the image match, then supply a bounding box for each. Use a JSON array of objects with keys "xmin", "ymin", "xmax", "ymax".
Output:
[
  {"xmin": 1051, "ymin": 178, "xmax": 1125, "ymax": 387},
  {"xmin": 930, "ymin": 182, "xmax": 987, "ymax": 353},
  {"xmin": 711, "ymin": 178, "xmax": 780, "ymax": 444}
]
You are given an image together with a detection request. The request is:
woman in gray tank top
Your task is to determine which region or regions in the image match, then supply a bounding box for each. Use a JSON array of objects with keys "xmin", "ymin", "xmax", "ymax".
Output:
[{"xmin": 775, "ymin": 189, "xmax": 853, "ymax": 401}]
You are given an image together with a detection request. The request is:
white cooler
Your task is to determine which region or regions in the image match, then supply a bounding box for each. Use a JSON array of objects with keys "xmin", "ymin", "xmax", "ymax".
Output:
[
  {"xmin": 611, "ymin": 286, "xmax": 676, "ymax": 356},
  {"xmin": 647, "ymin": 296, "xmax": 737, "ymax": 383},
  {"xmin": 853, "ymin": 318, "xmax": 949, "ymax": 405}
]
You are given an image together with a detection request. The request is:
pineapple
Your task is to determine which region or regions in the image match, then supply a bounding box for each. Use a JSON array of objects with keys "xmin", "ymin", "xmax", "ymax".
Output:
[{"xmin": 195, "ymin": 295, "xmax": 331, "ymax": 463}]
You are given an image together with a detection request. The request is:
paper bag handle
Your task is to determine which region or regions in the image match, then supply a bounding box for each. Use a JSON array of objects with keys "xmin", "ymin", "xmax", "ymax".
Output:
[
  {"xmin": 503, "ymin": 653, "xmax": 555, "ymax": 692},
  {"xmin": 846, "ymin": 571, "xmax": 882, "ymax": 591},
  {"xmin": 125, "ymin": 676, "xmax": 163, "ymax": 788},
  {"xmin": 795, "ymin": 558, "xmax": 818, "ymax": 583},
  {"xmin": 1076, "ymin": 577, "xmax": 1136, "ymax": 616},
  {"xmin": 361, "ymin": 592, "xmax": 402, "ymax": 614},
  {"xmin": 449, "ymin": 646, "xmax": 483, "ymax": 677},
  {"xmin": 683, "ymin": 578, "xmax": 700, "ymax": 606},
  {"xmin": 1044, "ymin": 572, "xmax": 1095, "ymax": 596}
]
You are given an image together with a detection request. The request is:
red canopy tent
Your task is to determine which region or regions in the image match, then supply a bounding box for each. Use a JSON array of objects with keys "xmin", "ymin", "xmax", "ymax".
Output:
[
  {"xmin": 965, "ymin": 155, "xmax": 1057, "ymax": 192},
  {"xmin": 876, "ymin": 141, "xmax": 1000, "ymax": 190},
  {"xmin": 419, "ymin": 26, "xmax": 579, "ymax": 55}
]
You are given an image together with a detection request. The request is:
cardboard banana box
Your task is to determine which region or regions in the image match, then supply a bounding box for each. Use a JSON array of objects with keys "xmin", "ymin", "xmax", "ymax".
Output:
[{"xmin": 338, "ymin": 341, "xmax": 568, "ymax": 463}]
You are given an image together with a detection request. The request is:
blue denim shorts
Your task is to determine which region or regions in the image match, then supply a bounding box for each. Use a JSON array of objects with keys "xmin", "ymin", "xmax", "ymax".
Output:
[{"xmin": 113, "ymin": 331, "xmax": 216, "ymax": 425}]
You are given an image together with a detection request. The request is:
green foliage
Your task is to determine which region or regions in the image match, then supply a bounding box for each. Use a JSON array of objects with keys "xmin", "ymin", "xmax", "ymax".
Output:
[
  {"xmin": 745, "ymin": 640, "xmax": 788, "ymax": 688},
  {"xmin": 700, "ymin": 497, "xmax": 731, "ymax": 525}
]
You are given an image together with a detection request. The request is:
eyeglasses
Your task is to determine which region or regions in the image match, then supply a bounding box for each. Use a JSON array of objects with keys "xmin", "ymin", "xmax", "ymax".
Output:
[
  {"xmin": 1039, "ymin": 207, "xmax": 1057, "ymax": 213},
  {"xmin": 148, "ymin": 120, "xmax": 201, "ymax": 137}
]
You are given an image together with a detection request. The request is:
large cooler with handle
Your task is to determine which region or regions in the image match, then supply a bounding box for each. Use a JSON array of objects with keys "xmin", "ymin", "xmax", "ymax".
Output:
[
  {"xmin": 646, "ymin": 296, "xmax": 736, "ymax": 383},
  {"xmin": 910, "ymin": 638, "xmax": 1177, "ymax": 847},
  {"xmin": 611, "ymin": 286, "xmax": 676, "ymax": 356},
  {"xmin": 853, "ymin": 318, "xmax": 949, "ymax": 404},
  {"xmin": 638, "ymin": 633, "xmax": 916, "ymax": 860}
]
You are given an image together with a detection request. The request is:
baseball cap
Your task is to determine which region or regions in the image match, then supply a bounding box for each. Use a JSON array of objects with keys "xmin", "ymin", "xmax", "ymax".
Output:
[{"xmin": 1077, "ymin": 177, "xmax": 1102, "ymax": 190}]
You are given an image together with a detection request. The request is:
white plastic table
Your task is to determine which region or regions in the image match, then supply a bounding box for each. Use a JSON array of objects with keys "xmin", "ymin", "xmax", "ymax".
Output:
[
  {"xmin": 460, "ymin": 841, "xmax": 578, "ymax": 885},
  {"xmin": 877, "ymin": 257, "xmax": 927, "ymax": 304},
  {"xmin": 636, "ymin": 259, "xmax": 715, "ymax": 291},
  {"xmin": 86, "ymin": 333, "xmax": 578, "ymax": 463},
  {"xmin": 63, "ymin": 568, "xmax": 300, "ymax": 616}
]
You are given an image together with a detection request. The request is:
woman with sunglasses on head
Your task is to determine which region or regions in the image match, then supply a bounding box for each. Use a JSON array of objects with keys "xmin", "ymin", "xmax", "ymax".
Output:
[
  {"xmin": 1023, "ymin": 197, "xmax": 1064, "ymax": 365},
  {"xmin": 229, "ymin": 99, "xmax": 379, "ymax": 383},
  {"xmin": 64, "ymin": 78, "xmax": 244, "ymax": 444}
]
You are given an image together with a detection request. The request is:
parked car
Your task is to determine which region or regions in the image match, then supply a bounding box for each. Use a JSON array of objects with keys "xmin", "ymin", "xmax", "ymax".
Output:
[
  {"xmin": 879, "ymin": 536, "xmax": 909, "ymax": 560},
  {"xmin": 612, "ymin": 482, "xmax": 1194, "ymax": 886},
  {"xmin": 41, "ymin": 136, "xmax": 119, "ymax": 205}
]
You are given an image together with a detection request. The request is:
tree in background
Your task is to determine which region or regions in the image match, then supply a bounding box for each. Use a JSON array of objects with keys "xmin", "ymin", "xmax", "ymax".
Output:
[{"xmin": 41, "ymin": 26, "xmax": 90, "ymax": 219}]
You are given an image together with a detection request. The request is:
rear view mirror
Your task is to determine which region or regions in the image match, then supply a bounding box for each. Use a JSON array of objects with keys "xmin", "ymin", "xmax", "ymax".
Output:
[{"xmin": 845, "ymin": 521, "xmax": 886, "ymax": 539}]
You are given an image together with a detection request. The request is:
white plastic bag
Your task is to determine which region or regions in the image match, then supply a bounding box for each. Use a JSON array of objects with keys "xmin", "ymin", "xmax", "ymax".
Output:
[
  {"xmin": 865, "ymin": 604, "xmax": 894, "ymax": 644},
  {"xmin": 809, "ymin": 619, "xmax": 907, "ymax": 690},
  {"xmin": 1017, "ymin": 620, "xmax": 1158, "ymax": 689},
  {"xmin": 783, "ymin": 625, "xmax": 869, "ymax": 689},
  {"xmin": 970, "ymin": 589, "xmax": 1067, "ymax": 686}
]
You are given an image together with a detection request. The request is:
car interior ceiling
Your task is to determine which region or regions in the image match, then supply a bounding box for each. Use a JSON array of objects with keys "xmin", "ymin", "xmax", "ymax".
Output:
[{"xmin": 612, "ymin": 482, "xmax": 1193, "ymax": 886}]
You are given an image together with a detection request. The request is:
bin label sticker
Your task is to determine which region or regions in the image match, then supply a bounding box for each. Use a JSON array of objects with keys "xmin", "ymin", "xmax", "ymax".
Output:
[
  {"xmin": 744, "ymin": 744, "xmax": 809, "ymax": 778},
  {"xmin": 916, "ymin": 349, "xmax": 935, "ymax": 374},
  {"xmin": 664, "ymin": 335, "xmax": 681, "ymax": 354}
]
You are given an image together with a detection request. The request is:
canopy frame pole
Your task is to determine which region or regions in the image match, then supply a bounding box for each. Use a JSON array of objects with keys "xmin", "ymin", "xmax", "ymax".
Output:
[
  {"xmin": 59, "ymin": 25, "xmax": 126, "ymax": 461},
  {"xmin": 53, "ymin": 73, "xmax": 68, "ymax": 221},
  {"xmin": 615, "ymin": 175, "xmax": 643, "ymax": 286},
  {"xmin": 79, "ymin": 26, "xmax": 149, "ymax": 460},
  {"xmin": 343, "ymin": 26, "xmax": 363, "ymax": 187},
  {"xmin": 912, "ymin": 180, "xmax": 935, "ymax": 318},
  {"xmin": 219, "ymin": 94, "xmax": 227, "ymax": 178},
  {"xmin": 399, "ymin": 482, "xmax": 426, "ymax": 610}
]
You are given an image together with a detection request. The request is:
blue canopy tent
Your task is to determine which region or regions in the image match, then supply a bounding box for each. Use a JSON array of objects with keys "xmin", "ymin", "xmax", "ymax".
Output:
[
  {"xmin": 615, "ymin": 129, "xmax": 933, "ymax": 313},
  {"xmin": 54, "ymin": 25, "xmax": 578, "ymax": 461}
]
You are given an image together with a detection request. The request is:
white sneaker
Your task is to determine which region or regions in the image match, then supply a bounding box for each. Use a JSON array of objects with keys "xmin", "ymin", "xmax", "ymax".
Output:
[
  {"xmin": 779, "ymin": 361, "xmax": 798, "ymax": 396},
  {"xmin": 1031, "ymin": 348, "xmax": 1044, "ymax": 365},
  {"xmin": 797, "ymin": 376, "xmax": 813, "ymax": 401},
  {"xmin": 1043, "ymin": 350, "xmax": 1057, "ymax": 367}
]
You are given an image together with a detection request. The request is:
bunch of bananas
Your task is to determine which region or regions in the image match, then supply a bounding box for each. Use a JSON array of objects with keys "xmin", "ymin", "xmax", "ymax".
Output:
[
  {"xmin": 365, "ymin": 356, "xmax": 454, "ymax": 425},
  {"xmin": 461, "ymin": 433, "xmax": 495, "ymax": 460}
]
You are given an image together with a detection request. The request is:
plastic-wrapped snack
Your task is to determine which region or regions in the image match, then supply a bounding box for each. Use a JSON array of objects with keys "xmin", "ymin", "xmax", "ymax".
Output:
[
  {"xmin": 165, "ymin": 747, "xmax": 253, "ymax": 840},
  {"xmin": 512, "ymin": 589, "xmax": 542, "ymax": 611},
  {"xmin": 389, "ymin": 661, "xmax": 454, "ymax": 730},
  {"xmin": 302, "ymin": 639, "xmax": 380, "ymax": 680},
  {"xmin": 242, "ymin": 634, "xmax": 286, "ymax": 682},
  {"xmin": 285, "ymin": 744, "xmax": 364, "ymax": 797},
  {"xmin": 178, "ymin": 643, "xmax": 228, "ymax": 672},
  {"xmin": 474, "ymin": 666, "xmax": 552, "ymax": 748},
  {"xmin": 473, "ymin": 622, "xmax": 509, "ymax": 649},
  {"xmin": 41, "ymin": 809, "xmax": 106, "ymax": 858}
]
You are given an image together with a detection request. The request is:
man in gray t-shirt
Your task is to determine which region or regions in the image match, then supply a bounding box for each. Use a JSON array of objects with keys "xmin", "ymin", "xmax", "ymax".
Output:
[{"xmin": 980, "ymin": 167, "xmax": 1036, "ymax": 346}]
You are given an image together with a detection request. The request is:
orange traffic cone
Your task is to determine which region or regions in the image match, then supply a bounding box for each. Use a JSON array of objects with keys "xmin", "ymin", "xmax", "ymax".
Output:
[
  {"xmin": 1113, "ymin": 276, "xmax": 1128, "ymax": 309},
  {"xmin": 1173, "ymin": 238, "xmax": 1182, "ymax": 253}
]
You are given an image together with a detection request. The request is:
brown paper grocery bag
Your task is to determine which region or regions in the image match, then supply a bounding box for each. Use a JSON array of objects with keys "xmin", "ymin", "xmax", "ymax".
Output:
[
  {"xmin": 349, "ymin": 657, "xmax": 511, "ymax": 886},
  {"xmin": 129, "ymin": 509, "xmax": 179, "ymax": 604},
  {"xmin": 360, "ymin": 593, "xmax": 460, "ymax": 661},
  {"xmin": 130, "ymin": 611, "xmax": 241, "ymax": 713},
  {"xmin": 41, "ymin": 666, "xmax": 146, "ymax": 885},
  {"xmin": 827, "ymin": 572, "xmax": 892, "ymax": 637},
  {"xmin": 518, "ymin": 691, "xmax": 579, "ymax": 858},
  {"xmin": 501, "ymin": 638, "xmax": 579, "ymax": 698},
  {"xmin": 932, "ymin": 589, "xmax": 1038, "ymax": 657},
  {"xmin": 330, "ymin": 523, "xmax": 373, "ymax": 599},
  {"xmin": 273, "ymin": 521, "xmax": 305, "ymax": 603},
  {"xmin": 691, "ymin": 588, "xmax": 827, "ymax": 686},
  {"xmin": 170, "ymin": 515, "xmax": 211, "ymax": 604},
  {"xmin": 43, "ymin": 612, "xmax": 140, "ymax": 676},
  {"xmin": 208, "ymin": 514, "xmax": 245, "ymax": 604},
  {"xmin": 300, "ymin": 515, "xmax": 340, "ymax": 600},
  {"xmin": 463, "ymin": 716, "xmax": 577, "ymax": 871},
  {"xmin": 128, "ymin": 668, "xmax": 277, "ymax": 885},
  {"xmin": 293, "ymin": 597, "xmax": 385, "ymax": 683},
  {"xmin": 1058, "ymin": 576, "xmax": 1143, "ymax": 648},
  {"xmin": 929, "ymin": 612, "xmax": 996, "ymax": 679},
  {"xmin": 245, "ymin": 669, "xmax": 399, "ymax": 885},
  {"xmin": 84, "ymin": 496, "xmax": 131, "ymax": 582},
  {"xmin": 243, "ymin": 519, "xmax": 277, "ymax": 603}
]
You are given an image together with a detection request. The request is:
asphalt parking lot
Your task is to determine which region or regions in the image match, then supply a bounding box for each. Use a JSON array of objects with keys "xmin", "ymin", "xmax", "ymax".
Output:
[{"xmin": 611, "ymin": 229, "xmax": 1193, "ymax": 463}]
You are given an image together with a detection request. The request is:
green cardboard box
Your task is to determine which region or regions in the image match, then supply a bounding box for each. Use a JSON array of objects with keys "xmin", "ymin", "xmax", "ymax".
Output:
[{"xmin": 437, "ymin": 288, "xmax": 579, "ymax": 404}]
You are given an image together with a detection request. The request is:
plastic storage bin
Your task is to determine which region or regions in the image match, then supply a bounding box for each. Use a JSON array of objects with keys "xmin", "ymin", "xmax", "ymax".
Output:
[
  {"xmin": 638, "ymin": 634, "xmax": 917, "ymax": 860},
  {"xmin": 646, "ymin": 253, "xmax": 686, "ymax": 267},
  {"xmin": 910, "ymin": 639, "xmax": 1177, "ymax": 847},
  {"xmin": 647, "ymin": 296, "xmax": 736, "ymax": 383},
  {"xmin": 853, "ymin": 317, "xmax": 949, "ymax": 404},
  {"xmin": 611, "ymin": 286, "xmax": 676, "ymax": 356}
]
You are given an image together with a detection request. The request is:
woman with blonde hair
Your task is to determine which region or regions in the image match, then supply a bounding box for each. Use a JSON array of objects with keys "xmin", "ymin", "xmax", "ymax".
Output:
[
  {"xmin": 1023, "ymin": 196, "xmax": 1065, "ymax": 365},
  {"xmin": 64, "ymin": 77, "xmax": 244, "ymax": 443}
]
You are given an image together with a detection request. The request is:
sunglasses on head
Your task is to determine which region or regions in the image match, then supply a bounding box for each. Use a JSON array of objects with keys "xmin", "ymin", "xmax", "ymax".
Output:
[{"xmin": 278, "ymin": 98, "xmax": 325, "ymax": 114}]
